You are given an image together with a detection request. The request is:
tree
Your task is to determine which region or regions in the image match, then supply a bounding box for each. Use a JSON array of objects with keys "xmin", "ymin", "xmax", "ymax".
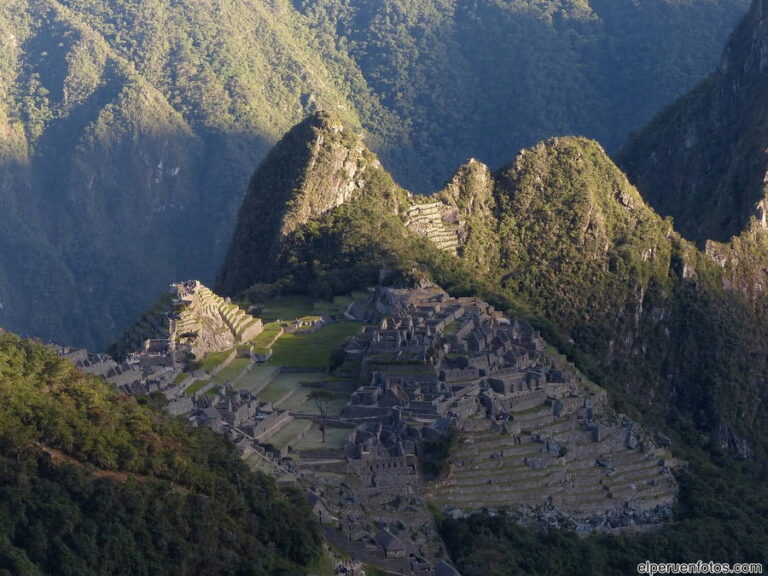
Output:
[{"xmin": 308, "ymin": 389, "xmax": 335, "ymax": 443}]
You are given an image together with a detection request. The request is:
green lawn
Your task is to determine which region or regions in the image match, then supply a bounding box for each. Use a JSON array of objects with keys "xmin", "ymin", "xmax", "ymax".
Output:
[
  {"xmin": 293, "ymin": 423, "xmax": 350, "ymax": 450},
  {"xmin": 212, "ymin": 357, "xmax": 251, "ymax": 384},
  {"xmin": 294, "ymin": 395, "xmax": 348, "ymax": 417},
  {"xmin": 236, "ymin": 365, "xmax": 281, "ymax": 392},
  {"xmin": 248, "ymin": 322, "xmax": 284, "ymax": 351},
  {"xmin": 268, "ymin": 322, "xmax": 362, "ymax": 368},
  {"xmin": 200, "ymin": 350, "xmax": 231, "ymax": 372},
  {"xmin": 258, "ymin": 295, "xmax": 314, "ymax": 323},
  {"xmin": 184, "ymin": 380, "xmax": 208, "ymax": 396},
  {"xmin": 268, "ymin": 419, "xmax": 312, "ymax": 450},
  {"xmin": 259, "ymin": 373, "xmax": 320, "ymax": 404},
  {"xmin": 205, "ymin": 386, "xmax": 221, "ymax": 397},
  {"xmin": 256, "ymin": 292, "xmax": 370, "ymax": 323},
  {"xmin": 312, "ymin": 294, "xmax": 352, "ymax": 314}
]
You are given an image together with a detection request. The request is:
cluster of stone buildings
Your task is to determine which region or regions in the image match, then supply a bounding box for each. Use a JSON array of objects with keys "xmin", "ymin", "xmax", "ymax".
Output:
[
  {"xmin": 50, "ymin": 279, "xmax": 678, "ymax": 575},
  {"xmin": 49, "ymin": 342, "xmax": 182, "ymax": 398},
  {"xmin": 301, "ymin": 284, "xmax": 676, "ymax": 571},
  {"xmin": 341, "ymin": 285, "xmax": 580, "ymax": 428},
  {"xmin": 188, "ymin": 383, "xmax": 292, "ymax": 441},
  {"xmin": 308, "ymin": 285, "xmax": 590, "ymax": 575}
]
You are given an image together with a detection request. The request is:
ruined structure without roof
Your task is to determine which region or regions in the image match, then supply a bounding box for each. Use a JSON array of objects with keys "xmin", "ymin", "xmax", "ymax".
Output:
[
  {"xmin": 329, "ymin": 284, "xmax": 679, "ymax": 534},
  {"xmin": 55, "ymin": 281, "xmax": 682, "ymax": 575}
]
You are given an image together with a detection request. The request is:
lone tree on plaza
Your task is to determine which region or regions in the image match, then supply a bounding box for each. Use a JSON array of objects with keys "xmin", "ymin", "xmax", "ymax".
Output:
[{"xmin": 308, "ymin": 389, "xmax": 336, "ymax": 443}]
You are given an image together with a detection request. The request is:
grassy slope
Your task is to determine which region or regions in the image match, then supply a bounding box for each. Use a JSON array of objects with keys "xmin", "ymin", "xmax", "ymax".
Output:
[
  {"xmin": 295, "ymin": 0, "xmax": 749, "ymax": 193},
  {"xmin": 0, "ymin": 0, "xmax": 387, "ymax": 350},
  {"xmin": 269, "ymin": 322, "xmax": 362, "ymax": 369}
]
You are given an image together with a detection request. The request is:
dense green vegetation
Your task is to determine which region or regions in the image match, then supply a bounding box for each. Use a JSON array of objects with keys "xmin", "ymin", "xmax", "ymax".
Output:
[
  {"xmin": 419, "ymin": 426, "xmax": 458, "ymax": 481},
  {"xmin": 0, "ymin": 331, "xmax": 323, "ymax": 574},
  {"xmin": 294, "ymin": 0, "xmax": 749, "ymax": 193},
  {"xmin": 0, "ymin": 0, "xmax": 751, "ymax": 350},
  {"xmin": 618, "ymin": 0, "xmax": 768, "ymax": 245},
  {"xmin": 618, "ymin": 0, "xmax": 768, "ymax": 351},
  {"xmin": 438, "ymin": 455, "xmax": 768, "ymax": 575},
  {"xmin": 216, "ymin": 110, "xmax": 768, "ymax": 567}
]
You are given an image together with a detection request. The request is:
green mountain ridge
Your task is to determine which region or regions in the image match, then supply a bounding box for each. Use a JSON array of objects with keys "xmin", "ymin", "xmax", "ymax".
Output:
[
  {"xmin": 218, "ymin": 111, "xmax": 768, "ymax": 462},
  {"xmin": 0, "ymin": 0, "xmax": 751, "ymax": 350},
  {"xmin": 0, "ymin": 0, "xmax": 383, "ymax": 350}
]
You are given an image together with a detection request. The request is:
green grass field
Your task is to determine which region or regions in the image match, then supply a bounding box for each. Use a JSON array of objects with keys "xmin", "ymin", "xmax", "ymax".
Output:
[
  {"xmin": 259, "ymin": 373, "xmax": 324, "ymax": 404},
  {"xmin": 212, "ymin": 357, "xmax": 250, "ymax": 384},
  {"xmin": 312, "ymin": 294, "xmax": 352, "ymax": 314},
  {"xmin": 268, "ymin": 419, "xmax": 313, "ymax": 450},
  {"xmin": 200, "ymin": 350, "xmax": 231, "ymax": 372},
  {"xmin": 293, "ymin": 424, "xmax": 350, "ymax": 450},
  {"xmin": 258, "ymin": 296, "xmax": 314, "ymax": 323},
  {"xmin": 248, "ymin": 322, "xmax": 284, "ymax": 352},
  {"xmin": 236, "ymin": 365, "xmax": 281, "ymax": 392},
  {"xmin": 268, "ymin": 322, "xmax": 362, "ymax": 368},
  {"xmin": 256, "ymin": 291, "xmax": 370, "ymax": 323},
  {"xmin": 184, "ymin": 380, "xmax": 208, "ymax": 396},
  {"xmin": 294, "ymin": 394, "xmax": 348, "ymax": 417}
]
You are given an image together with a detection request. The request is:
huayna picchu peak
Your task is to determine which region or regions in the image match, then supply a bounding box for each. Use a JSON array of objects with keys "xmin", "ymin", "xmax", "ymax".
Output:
[{"xmin": 0, "ymin": 0, "xmax": 751, "ymax": 351}]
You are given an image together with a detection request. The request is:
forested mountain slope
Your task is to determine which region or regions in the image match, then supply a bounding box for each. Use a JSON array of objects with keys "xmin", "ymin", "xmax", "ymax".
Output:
[
  {"xmin": 0, "ymin": 0, "xmax": 385, "ymax": 350},
  {"xmin": 0, "ymin": 331, "xmax": 322, "ymax": 575},
  {"xmin": 620, "ymin": 0, "xmax": 768, "ymax": 244},
  {"xmin": 619, "ymin": 0, "xmax": 768, "ymax": 319},
  {"xmin": 294, "ymin": 0, "xmax": 750, "ymax": 192},
  {"xmin": 0, "ymin": 0, "xmax": 749, "ymax": 350}
]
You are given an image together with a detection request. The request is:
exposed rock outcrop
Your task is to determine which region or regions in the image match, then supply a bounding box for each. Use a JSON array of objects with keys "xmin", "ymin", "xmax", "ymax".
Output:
[{"xmin": 217, "ymin": 112, "xmax": 373, "ymax": 295}]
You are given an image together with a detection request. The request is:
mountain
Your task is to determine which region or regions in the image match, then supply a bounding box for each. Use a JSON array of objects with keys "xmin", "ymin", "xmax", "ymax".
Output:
[
  {"xmin": 0, "ymin": 331, "xmax": 322, "ymax": 575},
  {"xmin": 619, "ymin": 0, "xmax": 768, "ymax": 321},
  {"xmin": 0, "ymin": 0, "xmax": 385, "ymax": 350},
  {"xmin": 0, "ymin": 0, "xmax": 750, "ymax": 350},
  {"xmin": 219, "ymin": 111, "xmax": 768, "ymax": 462},
  {"xmin": 294, "ymin": 0, "xmax": 751, "ymax": 193},
  {"xmin": 619, "ymin": 0, "xmax": 768, "ymax": 243}
]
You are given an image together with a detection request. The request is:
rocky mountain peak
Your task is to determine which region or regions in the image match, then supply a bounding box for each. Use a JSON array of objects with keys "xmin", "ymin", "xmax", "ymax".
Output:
[{"xmin": 217, "ymin": 111, "xmax": 374, "ymax": 295}]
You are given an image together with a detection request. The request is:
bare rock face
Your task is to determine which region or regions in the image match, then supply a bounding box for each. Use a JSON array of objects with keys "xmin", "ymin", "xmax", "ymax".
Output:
[{"xmin": 278, "ymin": 116, "xmax": 370, "ymax": 239}]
